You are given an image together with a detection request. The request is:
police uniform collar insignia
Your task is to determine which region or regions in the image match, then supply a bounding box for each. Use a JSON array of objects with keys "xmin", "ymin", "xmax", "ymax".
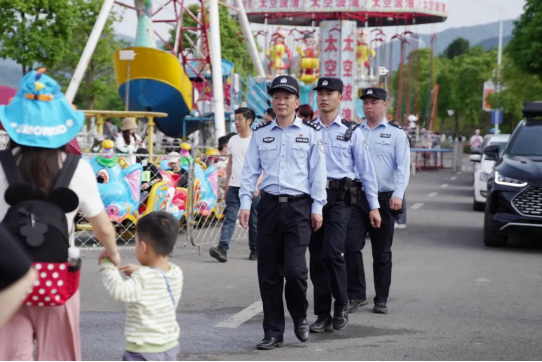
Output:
[
  {"xmin": 302, "ymin": 119, "xmax": 321, "ymax": 131},
  {"xmin": 253, "ymin": 121, "xmax": 272, "ymax": 131},
  {"xmin": 388, "ymin": 122, "xmax": 402, "ymax": 130},
  {"xmin": 263, "ymin": 137, "xmax": 275, "ymax": 143}
]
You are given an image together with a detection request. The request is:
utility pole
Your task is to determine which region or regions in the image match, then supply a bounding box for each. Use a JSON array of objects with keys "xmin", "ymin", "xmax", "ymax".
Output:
[{"xmin": 495, "ymin": 0, "xmax": 504, "ymax": 135}]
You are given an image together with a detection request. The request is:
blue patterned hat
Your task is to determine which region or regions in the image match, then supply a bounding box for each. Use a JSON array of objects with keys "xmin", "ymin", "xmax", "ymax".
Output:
[{"xmin": 0, "ymin": 69, "xmax": 84, "ymax": 149}]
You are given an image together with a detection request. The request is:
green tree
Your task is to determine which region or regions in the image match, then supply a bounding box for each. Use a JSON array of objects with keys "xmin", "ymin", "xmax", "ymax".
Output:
[
  {"xmin": 48, "ymin": 0, "xmax": 126, "ymax": 111},
  {"xmin": 443, "ymin": 37, "xmax": 470, "ymax": 60},
  {"xmin": 508, "ymin": 0, "xmax": 542, "ymax": 78},
  {"xmin": 164, "ymin": 5, "xmax": 254, "ymax": 77},
  {"xmin": 0, "ymin": 0, "xmax": 79, "ymax": 75},
  {"xmin": 487, "ymin": 54, "xmax": 542, "ymax": 132}
]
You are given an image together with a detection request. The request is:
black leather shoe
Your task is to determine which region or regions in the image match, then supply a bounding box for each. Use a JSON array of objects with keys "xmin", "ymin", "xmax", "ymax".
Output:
[
  {"xmin": 309, "ymin": 315, "xmax": 333, "ymax": 333},
  {"xmin": 333, "ymin": 304, "xmax": 349, "ymax": 330},
  {"xmin": 209, "ymin": 246, "xmax": 227, "ymax": 262},
  {"xmin": 373, "ymin": 302, "xmax": 388, "ymax": 314},
  {"xmin": 249, "ymin": 249, "xmax": 257, "ymax": 260},
  {"xmin": 294, "ymin": 319, "xmax": 309, "ymax": 342},
  {"xmin": 348, "ymin": 299, "xmax": 368, "ymax": 313},
  {"xmin": 256, "ymin": 337, "xmax": 283, "ymax": 350}
]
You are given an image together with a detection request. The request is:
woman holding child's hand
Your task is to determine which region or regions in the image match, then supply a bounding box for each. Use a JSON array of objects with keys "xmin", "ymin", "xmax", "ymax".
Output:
[{"xmin": 0, "ymin": 70, "xmax": 118, "ymax": 361}]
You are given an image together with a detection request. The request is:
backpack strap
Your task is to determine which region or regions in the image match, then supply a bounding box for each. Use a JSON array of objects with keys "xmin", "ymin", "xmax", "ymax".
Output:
[
  {"xmin": 53, "ymin": 155, "xmax": 79, "ymax": 190},
  {"xmin": 0, "ymin": 151, "xmax": 23, "ymax": 186}
]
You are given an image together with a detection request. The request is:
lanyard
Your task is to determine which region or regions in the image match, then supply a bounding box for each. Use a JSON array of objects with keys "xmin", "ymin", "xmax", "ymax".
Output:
[{"xmin": 153, "ymin": 268, "xmax": 175, "ymax": 307}]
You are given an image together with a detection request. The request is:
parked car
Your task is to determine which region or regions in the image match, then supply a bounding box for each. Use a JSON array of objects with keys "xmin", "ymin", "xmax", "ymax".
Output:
[
  {"xmin": 469, "ymin": 134, "xmax": 510, "ymax": 211},
  {"xmin": 483, "ymin": 103, "xmax": 542, "ymax": 246}
]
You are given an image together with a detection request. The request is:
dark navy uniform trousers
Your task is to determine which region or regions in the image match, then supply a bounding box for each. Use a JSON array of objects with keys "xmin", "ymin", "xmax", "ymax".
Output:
[
  {"xmin": 309, "ymin": 189, "xmax": 351, "ymax": 316},
  {"xmin": 345, "ymin": 191, "xmax": 395, "ymax": 303},
  {"xmin": 257, "ymin": 191, "xmax": 312, "ymax": 339}
]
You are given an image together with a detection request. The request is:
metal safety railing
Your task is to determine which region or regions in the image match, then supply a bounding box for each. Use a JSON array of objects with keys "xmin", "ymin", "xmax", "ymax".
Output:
[{"xmin": 75, "ymin": 152, "xmax": 249, "ymax": 252}]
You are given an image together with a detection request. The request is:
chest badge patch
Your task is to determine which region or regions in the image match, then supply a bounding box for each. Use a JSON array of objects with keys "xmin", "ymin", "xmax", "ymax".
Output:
[
  {"xmin": 296, "ymin": 137, "xmax": 309, "ymax": 143},
  {"xmin": 380, "ymin": 133, "xmax": 391, "ymax": 138},
  {"xmin": 317, "ymin": 139, "xmax": 324, "ymax": 153},
  {"xmin": 336, "ymin": 135, "xmax": 348, "ymax": 142},
  {"xmin": 263, "ymin": 137, "xmax": 275, "ymax": 143}
]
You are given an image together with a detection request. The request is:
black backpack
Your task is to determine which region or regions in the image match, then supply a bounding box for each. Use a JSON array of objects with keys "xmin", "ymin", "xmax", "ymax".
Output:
[{"xmin": 0, "ymin": 151, "xmax": 80, "ymax": 263}]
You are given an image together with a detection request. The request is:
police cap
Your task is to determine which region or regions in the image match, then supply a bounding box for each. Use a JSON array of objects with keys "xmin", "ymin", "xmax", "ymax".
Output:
[
  {"xmin": 269, "ymin": 75, "xmax": 300, "ymax": 97},
  {"xmin": 360, "ymin": 87, "xmax": 387, "ymax": 101},
  {"xmin": 313, "ymin": 77, "xmax": 343, "ymax": 93}
]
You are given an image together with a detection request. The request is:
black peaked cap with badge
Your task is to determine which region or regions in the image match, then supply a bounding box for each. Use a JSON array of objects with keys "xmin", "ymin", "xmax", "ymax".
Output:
[
  {"xmin": 360, "ymin": 87, "xmax": 387, "ymax": 101},
  {"xmin": 269, "ymin": 75, "xmax": 300, "ymax": 97},
  {"xmin": 313, "ymin": 77, "xmax": 343, "ymax": 93}
]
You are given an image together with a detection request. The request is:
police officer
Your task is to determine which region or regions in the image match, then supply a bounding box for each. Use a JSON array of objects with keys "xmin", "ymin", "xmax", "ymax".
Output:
[
  {"xmin": 309, "ymin": 77, "xmax": 382, "ymax": 333},
  {"xmin": 345, "ymin": 87, "xmax": 410, "ymax": 314},
  {"xmin": 239, "ymin": 75, "xmax": 327, "ymax": 350}
]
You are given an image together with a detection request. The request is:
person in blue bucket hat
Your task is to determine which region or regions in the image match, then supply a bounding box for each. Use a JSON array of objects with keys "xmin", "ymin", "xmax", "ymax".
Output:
[
  {"xmin": 0, "ymin": 69, "xmax": 85, "ymax": 149},
  {"xmin": 0, "ymin": 69, "xmax": 119, "ymax": 360}
]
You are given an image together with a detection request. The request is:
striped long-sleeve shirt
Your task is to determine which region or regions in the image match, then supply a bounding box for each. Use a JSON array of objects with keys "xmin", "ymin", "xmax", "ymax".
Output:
[{"xmin": 100, "ymin": 260, "xmax": 183, "ymax": 353}]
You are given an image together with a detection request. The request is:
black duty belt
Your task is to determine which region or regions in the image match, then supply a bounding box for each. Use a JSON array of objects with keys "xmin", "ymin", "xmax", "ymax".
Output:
[
  {"xmin": 262, "ymin": 191, "xmax": 311, "ymax": 203},
  {"xmin": 326, "ymin": 178, "xmax": 357, "ymax": 190}
]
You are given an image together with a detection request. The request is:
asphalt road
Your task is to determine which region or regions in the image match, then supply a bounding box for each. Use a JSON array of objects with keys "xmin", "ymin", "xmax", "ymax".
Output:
[{"xmin": 79, "ymin": 158, "xmax": 542, "ymax": 360}]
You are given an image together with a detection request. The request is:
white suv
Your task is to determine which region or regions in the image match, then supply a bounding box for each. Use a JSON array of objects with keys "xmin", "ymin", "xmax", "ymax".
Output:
[{"xmin": 470, "ymin": 134, "xmax": 510, "ymax": 211}]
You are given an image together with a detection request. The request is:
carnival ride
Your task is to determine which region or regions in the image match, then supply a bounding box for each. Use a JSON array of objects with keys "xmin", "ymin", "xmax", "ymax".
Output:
[{"xmin": 245, "ymin": 0, "xmax": 448, "ymax": 124}]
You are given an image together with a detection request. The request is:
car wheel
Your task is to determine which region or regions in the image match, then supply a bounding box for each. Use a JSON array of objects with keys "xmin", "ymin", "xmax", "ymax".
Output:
[
  {"xmin": 483, "ymin": 209, "xmax": 507, "ymax": 247},
  {"xmin": 473, "ymin": 201, "xmax": 485, "ymax": 211}
]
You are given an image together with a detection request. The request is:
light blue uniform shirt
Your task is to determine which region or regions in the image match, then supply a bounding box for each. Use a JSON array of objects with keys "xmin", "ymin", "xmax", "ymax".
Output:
[
  {"xmin": 314, "ymin": 115, "xmax": 380, "ymax": 210},
  {"xmin": 240, "ymin": 116, "xmax": 327, "ymax": 214},
  {"xmin": 359, "ymin": 119, "xmax": 410, "ymax": 199}
]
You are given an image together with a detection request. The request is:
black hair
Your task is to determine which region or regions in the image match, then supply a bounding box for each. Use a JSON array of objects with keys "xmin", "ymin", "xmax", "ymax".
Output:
[
  {"xmin": 234, "ymin": 107, "xmax": 256, "ymax": 124},
  {"xmin": 7, "ymin": 140, "xmax": 66, "ymax": 192},
  {"xmin": 265, "ymin": 108, "xmax": 276, "ymax": 119},
  {"xmin": 218, "ymin": 132, "xmax": 237, "ymax": 151},
  {"xmin": 136, "ymin": 211, "xmax": 179, "ymax": 256},
  {"xmin": 136, "ymin": 148, "xmax": 149, "ymax": 164}
]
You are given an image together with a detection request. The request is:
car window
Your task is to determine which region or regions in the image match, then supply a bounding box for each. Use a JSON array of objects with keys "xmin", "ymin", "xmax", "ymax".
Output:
[
  {"xmin": 484, "ymin": 142, "xmax": 507, "ymax": 161},
  {"xmin": 507, "ymin": 122, "xmax": 542, "ymax": 156}
]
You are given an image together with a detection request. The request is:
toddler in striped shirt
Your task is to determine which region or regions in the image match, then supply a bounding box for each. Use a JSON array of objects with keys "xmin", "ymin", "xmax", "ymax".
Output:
[{"xmin": 100, "ymin": 211, "xmax": 183, "ymax": 361}]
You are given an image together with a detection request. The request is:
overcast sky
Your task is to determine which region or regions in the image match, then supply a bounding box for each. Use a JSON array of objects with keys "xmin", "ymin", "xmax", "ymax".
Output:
[{"xmin": 113, "ymin": 0, "xmax": 526, "ymax": 41}]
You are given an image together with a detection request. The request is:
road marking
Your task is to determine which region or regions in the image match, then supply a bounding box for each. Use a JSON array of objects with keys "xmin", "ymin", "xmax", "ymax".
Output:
[
  {"xmin": 411, "ymin": 203, "xmax": 424, "ymax": 209},
  {"xmin": 441, "ymin": 184, "xmax": 449, "ymax": 188},
  {"xmin": 476, "ymin": 278, "xmax": 491, "ymax": 284},
  {"xmin": 216, "ymin": 300, "xmax": 263, "ymax": 328},
  {"xmin": 427, "ymin": 192, "xmax": 438, "ymax": 197},
  {"xmin": 450, "ymin": 176, "xmax": 457, "ymax": 181}
]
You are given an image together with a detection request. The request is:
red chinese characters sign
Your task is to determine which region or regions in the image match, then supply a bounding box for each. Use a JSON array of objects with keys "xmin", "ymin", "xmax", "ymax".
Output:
[{"xmin": 320, "ymin": 20, "xmax": 358, "ymax": 120}]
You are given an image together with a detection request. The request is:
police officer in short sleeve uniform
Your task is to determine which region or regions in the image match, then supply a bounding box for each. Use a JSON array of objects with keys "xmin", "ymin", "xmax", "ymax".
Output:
[
  {"xmin": 238, "ymin": 75, "xmax": 327, "ymax": 350},
  {"xmin": 308, "ymin": 77, "xmax": 382, "ymax": 333},
  {"xmin": 345, "ymin": 87, "xmax": 410, "ymax": 315}
]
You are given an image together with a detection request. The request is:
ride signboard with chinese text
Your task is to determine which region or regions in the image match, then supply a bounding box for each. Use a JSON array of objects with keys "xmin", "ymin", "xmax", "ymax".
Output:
[
  {"xmin": 242, "ymin": 0, "xmax": 448, "ymax": 16},
  {"xmin": 320, "ymin": 20, "xmax": 357, "ymax": 121}
]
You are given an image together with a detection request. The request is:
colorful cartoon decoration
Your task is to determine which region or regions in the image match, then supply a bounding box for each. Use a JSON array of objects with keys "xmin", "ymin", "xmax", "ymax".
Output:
[
  {"xmin": 89, "ymin": 141, "xmax": 143, "ymax": 225},
  {"xmin": 356, "ymin": 30, "xmax": 376, "ymax": 77},
  {"xmin": 266, "ymin": 28, "xmax": 292, "ymax": 76},
  {"xmin": 297, "ymin": 32, "xmax": 319, "ymax": 84},
  {"xmin": 193, "ymin": 163, "xmax": 219, "ymax": 217},
  {"xmin": 180, "ymin": 142, "xmax": 193, "ymax": 167}
]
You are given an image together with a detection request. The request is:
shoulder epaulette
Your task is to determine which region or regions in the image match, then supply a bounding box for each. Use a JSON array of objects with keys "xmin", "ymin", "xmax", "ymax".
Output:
[
  {"xmin": 389, "ymin": 122, "xmax": 402, "ymax": 130},
  {"xmin": 341, "ymin": 119, "xmax": 361, "ymax": 131},
  {"xmin": 303, "ymin": 119, "xmax": 321, "ymax": 131},
  {"xmin": 253, "ymin": 121, "xmax": 272, "ymax": 132}
]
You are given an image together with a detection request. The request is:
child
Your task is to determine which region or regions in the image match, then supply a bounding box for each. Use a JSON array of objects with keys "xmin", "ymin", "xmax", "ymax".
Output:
[{"xmin": 100, "ymin": 211, "xmax": 183, "ymax": 361}]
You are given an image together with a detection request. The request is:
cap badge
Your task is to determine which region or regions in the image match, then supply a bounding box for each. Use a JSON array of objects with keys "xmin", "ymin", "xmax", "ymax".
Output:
[
  {"xmin": 322, "ymin": 80, "xmax": 328, "ymax": 86},
  {"xmin": 280, "ymin": 78, "xmax": 287, "ymax": 84},
  {"xmin": 367, "ymin": 89, "xmax": 373, "ymax": 95}
]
